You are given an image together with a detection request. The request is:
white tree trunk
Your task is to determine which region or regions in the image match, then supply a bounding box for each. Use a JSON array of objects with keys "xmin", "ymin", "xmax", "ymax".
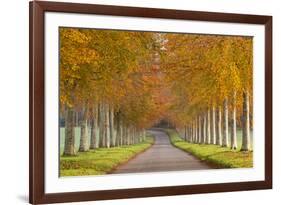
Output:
[
  {"xmin": 222, "ymin": 99, "xmax": 229, "ymax": 147},
  {"xmin": 115, "ymin": 113, "xmax": 120, "ymax": 146},
  {"xmin": 75, "ymin": 111, "xmax": 79, "ymax": 127},
  {"xmin": 79, "ymin": 105, "xmax": 89, "ymax": 152},
  {"xmin": 109, "ymin": 106, "xmax": 116, "ymax": 147},
  {"xmin": 125, "ymin": 127, "xmax": 129, "ymax": 145},
  {"xmin": 90, "ymin": 118, "xmax": 95, "ymax": 149},
  {"xmin": 189, "ymin": 123, "xmax": 191, "ymax": 142},
  {"xmin": 94, "ymin": 105, "xmax": 100, "ymax": 148},
  {"xmin": 211, "ymin": 105, "xmax": 216, "ymax": 144},
  {"xmin": 122, "ymin": 125, "xmax": 126, "ymax": 146},
  {"xmin": 90, "ymin": 105, "xmax": 99, "ymax": 149},
  {"xmin": 64, "ymin": 106, "xmax": 76, "ymax": 155},
  {"xmin": 193, "ymin": 120, "xmax": 196, "ymax": 143},
  {"xmin": 207, "ymin": 109, "xmax": 211, "ymax": 144},
  {"xmin": 130, "ymin": 128, "xmax": 132, "ymax": 144},
  {"xmin": 133, "ymin": 128, "xmax": 135, "ymax": 144},
  {"xmin": 198, "ymin": 115, "xmax": 202, "ymax": 143},
  {"xmin": 143, "ymin": 129, "xmax": 146, "ymax": 141},
  {"xmin": 197, "ymin": 117, "xmax": 200, "ymax": 143},
  {"xmin": 231, "ymin": 92, "xmax": 238, "ymax": 149},
  {"xmin": 79, "ymin": 119, "xmax": 88, "ymax": 151},
  {"xmin": 190, "ymin": 122, "xmax": 192, "ymax": 142},
  {"xmin": 99, "ymin": 103, "xmax": 106, "ymax": 148},
  {"xmin": 187, "ymin": 125, "xmax": 190, "ymax": 142},
  {"xmin": 190, "ymin": 125, "xmax": 193, "ymax": 142},
  {"xmin": 216, "ymin": 106, "xmax": 222, "ymax": 146},
  {"xmin": 203, "ymin": 114, "xmax": 206, "ymax": 143},
  {"xmin": 127, "ymin": 128, "xmax": 131, "ymax": 145},
  {"xmin": 119, "ymin": 119, "xmax": 123, "ymax": 146},
  {"xmin": 195, "ymin": 118, "xmax": 198, "ymax": 143},
  {"xmin": 105, "ymin": 104, "xmax": 110, "ymax": 148},
  {"xmin": 126, "ymin": 127, "xmax": 129, "ymax": 145},
  {"xmin": 184, "ymin": 125, "xmax": 187, "ymax": 141},
  {"xmin": 241, "ymin": 91, "xmax": 251, "ymax": 151}
]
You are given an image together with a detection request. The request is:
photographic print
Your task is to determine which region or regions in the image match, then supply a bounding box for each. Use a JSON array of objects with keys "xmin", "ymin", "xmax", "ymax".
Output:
[
  {"xmin": 30, "ymin": 1, "xmax": 272, "ymax": 203},
  {"xmin": 59, "ymin": 28, "xmax": 253, "ymax": 177}
]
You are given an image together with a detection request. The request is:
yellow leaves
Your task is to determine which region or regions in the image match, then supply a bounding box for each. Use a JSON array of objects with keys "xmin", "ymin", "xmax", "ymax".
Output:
[
  {"xmin": 60, "ymin": 28, "xmax": 90, "ymax": 45},
  {"xmin": 161, "ymin": 33, "xmax": 253, "ymax": 125},
  {"xmin": 229, "ymin": 63, "xmax": 242, "ymax": 90},
  {"xmin": 59, "ymin": 27, "xmax": 253, "ymax": 129},
  {"xmin": 60, "ymin": 42, "xmax": 97, "ymax": 67}
]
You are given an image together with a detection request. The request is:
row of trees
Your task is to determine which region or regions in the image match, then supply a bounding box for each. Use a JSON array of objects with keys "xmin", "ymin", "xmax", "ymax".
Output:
[
  {"xmin": 60, "ymin": 28, "xmax": 254, "ymax": 156},
  {"xmin": 60, "ymin": 28, "xmax": 164, "ymax": 155},
  {"xmin": 161, "ymin": 34, "xmax": 253, "ymax": 151}
]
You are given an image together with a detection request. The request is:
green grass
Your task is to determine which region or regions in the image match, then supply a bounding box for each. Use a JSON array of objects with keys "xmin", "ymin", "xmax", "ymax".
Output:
[
  {"xmin": 60, "ymin": 135, "xmax": 154, "ymax": 176},
  {"xmin": 177, "ymin": 128, "xmax": 253, "ymax": 150},
  {"xmin": 165, "ymin": 129, "xmax": 253, "ymax": 168}
]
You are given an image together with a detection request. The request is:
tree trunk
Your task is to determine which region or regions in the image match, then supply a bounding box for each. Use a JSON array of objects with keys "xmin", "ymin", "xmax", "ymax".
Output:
[
  {"xmin": 90, "ymin": 105, "xmax": 99, "ymax": 149},
  {"xmin": 75, "ymin": 111, "xmax": 79, "ymax": 127},
  {"xmin": 207, "ymin": 109, "xmax": 211, "ymax": 144},
  {"xmin": 119, "ymin": 119, "xmax": 123, "ymax": 146},
  {"xmin": 79, "ymin": 105, "xmax": 89, "ymax": 152},
  {"xmin": 99, "ymin": 103, "xmax": 105, "ymax": 147},
  {"xmin": 195, "ymin": 117, "xmax": 200, "ymax": 143},
  {"xmin": 231, "ymin": 92, "xmax": 238, "ymax": 149},
  {"xmin": 202, "ymin": 114, "xmax": 206, "ymax": 143},
  {"xmin": 127, "ymin": 128, "xmax": 131, "ymax": 145},
  {"xmin": 126, "ymin": 127, "xmax": 129, "ymax": 145},
  {"xmin": 216, "ymin": 106, "xmax": 222, "ymax": 146},
  {"xmin": 63, "ymin": 106, "xmax": 76, "ymax": 155},
  {"xmin": 109, "ymin": 106, "xmax": 116, "ymax": 147},
  {"xmin": 132, "ymin": 128, "xmax": 135, "ymax": 144},
  {"xmin": 95, "ymin": 105, "xmax": 100, "ymax": 148},
  {"xmin": 115, "ymin": 112, "xmax": 120, "ymax": 146},
  {"xmin": 190, "ymin": 123, "xmax": 192, "ymax": 143},
  {"xmin": 186, "ymin": 125, "xmax": 189, "ymax": 142},
  {"xmin": 135, "ymin": 130, "xmax": 138, "ymax": 143},
  {"xmin": 241, "ymin": 91, "xmax": 251, "ymax": 151},
  {"xmin": 123, "ymin": 126, "xmax": 127, "ymax": 145},
  {"xmin": 143, "ymin": 129, "xmax": 146, "ymax": 141},
  {"xmin": 184, "ymin": 125, "xmax": 187, "ymax": 141},
  {"xmin": 125, "ymin": 126, "xmax": 128, "ymax": 145},
  {"xmin": 195, "ymin": 118, "xmax": 198, "ymax": 143},
  {"xmin": 131, "ymin": 128, "xmax": 133, "ymax": 144},
  {"xmin": 189, "ymin": 121, "xmax": 193, "ymax": 143},
  {"xmin": 105, "ymin": 104, "xmax": 110, "ymax": 148},
  {"xmin": 90, "ymin": 118, "xmax": 95, "ymax": 149},
  {"xmin": 193, "ymin": 120, "xmax": 196, "ymax": 143},
  {"xmin": 222, "ymin": 98, "xmax": 229, "ymax": 147},
  {"xmin": 211, "ymin": 105, "xmax": 216, "ymax": 144},
  {"xmin": 126, "ymin": 128, "xmax": 129, "ymax": 145},
  {"xmin": 198, "ymin": 115, "xmax": 202, "ymax": 144}
]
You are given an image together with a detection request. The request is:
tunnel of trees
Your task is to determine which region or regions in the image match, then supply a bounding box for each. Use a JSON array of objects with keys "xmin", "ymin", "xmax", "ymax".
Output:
[{"xmin": 60, "ymin": 28, "xmax": 253, "ymax": 156}]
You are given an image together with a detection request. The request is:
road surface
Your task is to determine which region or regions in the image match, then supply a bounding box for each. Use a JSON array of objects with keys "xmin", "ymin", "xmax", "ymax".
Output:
[{"xmin": 112, "ymin": 130, "xmax": 212, "ymax": 174}]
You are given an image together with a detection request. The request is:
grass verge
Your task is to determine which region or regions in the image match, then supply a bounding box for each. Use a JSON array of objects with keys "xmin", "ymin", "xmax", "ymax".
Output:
[
  {"xmin": 60, "ymin": 134, "xmax": 154, "ymax": 176},
  {"xmin": 164, "ymin": 129, "xmax": 253, "ymax": 168}
]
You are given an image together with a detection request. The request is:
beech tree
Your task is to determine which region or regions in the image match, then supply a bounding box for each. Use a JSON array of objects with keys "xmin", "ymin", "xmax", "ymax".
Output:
[
  {"xmin": 60, "ymin": 28, "xmax": 97, "ymax": 155},
  {"xmin": 60, "ymin": 28, "xmax": 253, "ymax": 155},
  {"xmin": 160, "ymin": 33, "xmax": 253, "ymax": 151}
]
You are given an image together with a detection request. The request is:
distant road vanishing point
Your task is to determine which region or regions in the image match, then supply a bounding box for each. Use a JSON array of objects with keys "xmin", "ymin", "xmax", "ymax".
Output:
[{"xmin": 112, "ymin": 130, "xmax": 212, "ymax": 174}]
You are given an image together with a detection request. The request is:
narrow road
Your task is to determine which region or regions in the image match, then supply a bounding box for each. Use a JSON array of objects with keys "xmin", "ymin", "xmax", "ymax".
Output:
[{"xmin": 112, "ymin": 130, "xmax": 211, "ymax": 174}]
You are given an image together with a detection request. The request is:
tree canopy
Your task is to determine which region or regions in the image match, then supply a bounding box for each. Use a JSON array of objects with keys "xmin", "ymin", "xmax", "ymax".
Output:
[{"xmin": 60, "ymin": 28, "xmax": 253, "ymax": 155}]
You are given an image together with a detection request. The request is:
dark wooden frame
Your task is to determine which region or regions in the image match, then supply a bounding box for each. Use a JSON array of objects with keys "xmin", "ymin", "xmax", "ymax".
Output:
[{"xmin": 29, "ymin": 1, "xmax": 272, "ymax": 204}]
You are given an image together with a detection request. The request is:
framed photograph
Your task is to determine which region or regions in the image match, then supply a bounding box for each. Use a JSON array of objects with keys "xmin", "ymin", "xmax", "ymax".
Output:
[{"xmin": 29, "ymin": 1, "xmax": 272, "ymax": 204}]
